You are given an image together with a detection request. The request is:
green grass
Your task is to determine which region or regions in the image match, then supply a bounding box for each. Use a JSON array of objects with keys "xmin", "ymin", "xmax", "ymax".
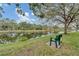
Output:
[{"xmin": 0, "ymin": 32, "xmax": 79, "ymax": 56}]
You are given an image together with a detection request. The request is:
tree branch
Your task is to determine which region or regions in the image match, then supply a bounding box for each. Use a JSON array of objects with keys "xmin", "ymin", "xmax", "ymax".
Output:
[
  {"xmin": 67, "ymin": 8, "xmax": 79, "ymax": 26},
  {"xmin": 56, "ymin": 19, "xmax": 64, "ymax": 23},
  {"xmin": 67, "ymin": 4, "xmax": 75, "ymax": 17},
  {"xmin": 59, "ymin": 4, "xmax": 66, "ymax": 20}
]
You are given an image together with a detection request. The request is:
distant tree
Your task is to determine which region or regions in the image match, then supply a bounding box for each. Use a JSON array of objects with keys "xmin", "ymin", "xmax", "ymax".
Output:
[
  {"xmin": 18, "ymin": 22, "xmax": 28, "ymax": 30},
  {"xmin": 0, "ymin": 18, "xmax": 17, "ymax": 30},
  {"xmin": 53, "ymin": 25, "xmax": 60, "ymax": 33}
]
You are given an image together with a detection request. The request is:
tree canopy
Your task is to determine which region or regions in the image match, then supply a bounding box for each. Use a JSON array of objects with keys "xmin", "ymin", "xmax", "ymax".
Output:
[{"xmin": 29, "ymin": 3, "xmax": 79, "ymax": 34}]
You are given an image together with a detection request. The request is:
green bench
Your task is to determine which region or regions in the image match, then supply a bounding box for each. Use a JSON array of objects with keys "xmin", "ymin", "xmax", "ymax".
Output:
[{"xmin": 50, "ymin": 34, "xmax": 62, "ymax": 48}]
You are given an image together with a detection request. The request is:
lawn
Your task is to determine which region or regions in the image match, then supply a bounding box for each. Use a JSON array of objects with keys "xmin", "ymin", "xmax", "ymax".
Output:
[{"xmin": 0, "ymin": 32, "xmax": 79, "ymax": 56}]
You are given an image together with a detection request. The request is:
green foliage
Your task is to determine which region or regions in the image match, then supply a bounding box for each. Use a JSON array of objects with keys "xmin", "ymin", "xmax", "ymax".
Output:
[
  {"xmin": 53, "ymin": 25, "xmax": 60, "ymax": 33},
  {"xmin": 0, "ymin": 34, "xmax": 17, "ymax": 42},
  {"xmin": 18, "ymin": 36, "xmax": 28, "ymax": 41}
]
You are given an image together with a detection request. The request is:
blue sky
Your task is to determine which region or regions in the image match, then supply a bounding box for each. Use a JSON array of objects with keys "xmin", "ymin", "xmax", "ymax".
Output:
[
  {"xmin": 0, "ymin": 3, "xmax": 60, "ymax": 26},
  {"xmin": 1, "ymin": 3, "xmax": 39, "ymax": 23}
]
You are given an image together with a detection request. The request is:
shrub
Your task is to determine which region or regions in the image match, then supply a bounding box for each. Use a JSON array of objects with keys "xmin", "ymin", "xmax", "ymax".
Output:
[{"xmin": 18, "ymin": 36, "xmax": 28, "ymax": 41}]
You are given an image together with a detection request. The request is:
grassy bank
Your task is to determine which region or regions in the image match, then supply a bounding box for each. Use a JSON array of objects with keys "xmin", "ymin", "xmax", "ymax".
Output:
[{"xmin": 0, "ymin": 32, "xmax": 79, "ymax": 56}]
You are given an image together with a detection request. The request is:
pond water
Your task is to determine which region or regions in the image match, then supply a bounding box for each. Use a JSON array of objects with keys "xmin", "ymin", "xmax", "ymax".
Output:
[{"xmin": 0, "ymin": 32, "xmax": 49, "ymax": 44}]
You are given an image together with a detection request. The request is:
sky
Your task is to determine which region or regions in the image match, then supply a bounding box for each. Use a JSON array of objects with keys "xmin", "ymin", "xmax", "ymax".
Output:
[
  {"xmin": 0, "ymin": 3, "xmax": 39, "ymax": 24},
  {"xmin": 0, "ymin": 3, "xmax": 65, "ymax": 28},
  {"xmin": 0, "ymin": 3, "xmax": 61, "ymax": 26}
]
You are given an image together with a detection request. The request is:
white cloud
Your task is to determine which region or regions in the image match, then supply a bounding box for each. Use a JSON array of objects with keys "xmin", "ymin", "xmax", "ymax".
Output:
[
  {"xmin": 15, "ymin": 8, "xmax": 39, "ymax": 24},
  {"xmin": 25, "ymin": 12, "xmax": 29, "ymax": 17},
  {"xmin": 31, "ymin": 12, "xmax": 34, "ymax": 16},
  {"xmin": 16, "ymin": 13, "xmax": 29, "ymax": 23},
  {"xmin": 0, "ymin": 4, "xmax": 2, "ymax": 7},
  {"xmin": 16, "ymin": 8, "xmax": 36, "ymax": 24}
]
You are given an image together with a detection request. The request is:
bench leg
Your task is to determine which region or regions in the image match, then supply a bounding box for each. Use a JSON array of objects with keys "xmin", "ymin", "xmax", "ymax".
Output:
[{"xmin": 50, "ymin": 39, "xmax": 52, "ymax": 46}]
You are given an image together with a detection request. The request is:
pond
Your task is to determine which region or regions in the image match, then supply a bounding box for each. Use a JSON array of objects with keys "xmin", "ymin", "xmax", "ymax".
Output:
[{"xmin": 0, "ymin": 32, "xmax": 49, "ymax": 44}]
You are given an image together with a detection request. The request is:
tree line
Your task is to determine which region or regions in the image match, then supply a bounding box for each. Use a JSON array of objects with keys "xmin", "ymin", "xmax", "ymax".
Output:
[{"xmin": 0, "ymin": 18, "xmax": 48, "ymax": 30}]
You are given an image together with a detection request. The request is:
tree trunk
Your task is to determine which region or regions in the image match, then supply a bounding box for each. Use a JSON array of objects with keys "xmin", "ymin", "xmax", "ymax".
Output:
[
  {"xmin": 64, "ymin": 22, "xmax": 68, "ymax": 34},
  {"xmin": 76, "ymin": 25, "xmax": 78, "ymax": 32}
]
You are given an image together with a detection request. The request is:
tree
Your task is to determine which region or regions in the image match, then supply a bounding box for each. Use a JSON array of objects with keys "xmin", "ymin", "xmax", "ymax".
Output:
[
  {"xmin": 0, "ymin": 18, "xmax": 17, "ymax": 30},
  {"xmin": 75, "ymin": 19, "xmax": 79, "ymax": 31},
  {"xmin": 29, "ymin": 3, "xmax": 79, "ymax": 34},
  {"xmin": 72, "ymin": 19, "xmax": 79, "ymax": 31},
  {"xmin": 53, "ymin": 25, "xmax": 60, "ymax": 33},
  {"xmin": 18, "ymin": 22, "xmax": 29, "ymax": 30},
  {"xmin": 0, "ymin": 6, "xmax": 4, "ymax": 17}
]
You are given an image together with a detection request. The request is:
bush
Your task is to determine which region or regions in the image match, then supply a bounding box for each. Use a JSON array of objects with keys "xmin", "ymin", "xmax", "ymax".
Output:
[{"xmin": 18, "ymin": 36, "xmax": 28, "ymax": 41}]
